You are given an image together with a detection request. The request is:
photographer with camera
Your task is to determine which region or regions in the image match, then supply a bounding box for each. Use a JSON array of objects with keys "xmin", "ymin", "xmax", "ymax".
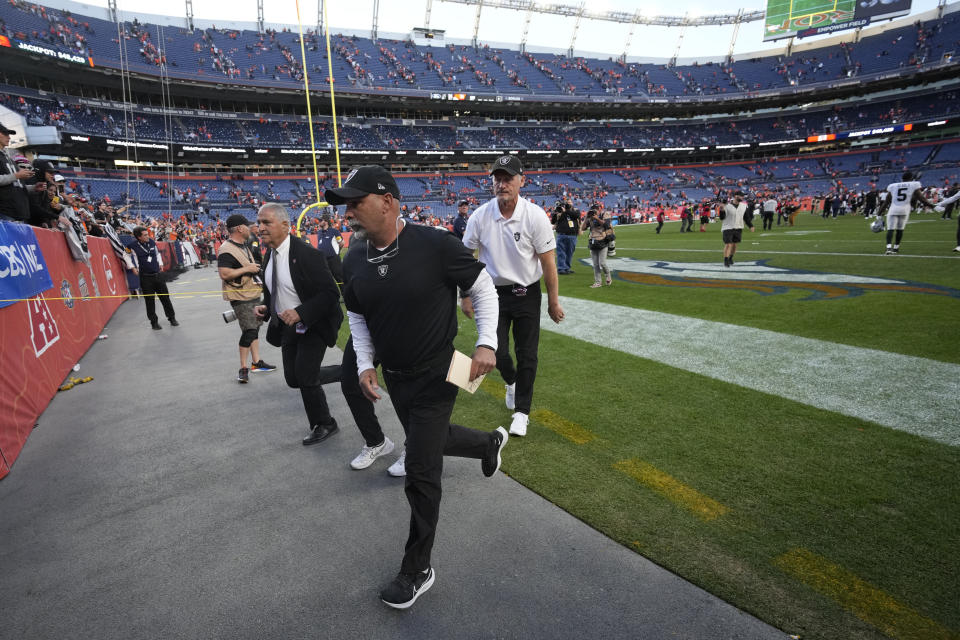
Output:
[
  {"xmin": 581, "ymin": 205, "xmax": 613, "ymax": 288},
  {"xmin": 218, "ymin": 214, "xmax": 276, "ymax": 383}
]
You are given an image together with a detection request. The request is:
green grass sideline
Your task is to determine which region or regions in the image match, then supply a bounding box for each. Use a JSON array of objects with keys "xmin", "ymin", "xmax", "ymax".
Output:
[{"xmin": 338, "ymin": 212, "xmax": 960, "ymax": 640}]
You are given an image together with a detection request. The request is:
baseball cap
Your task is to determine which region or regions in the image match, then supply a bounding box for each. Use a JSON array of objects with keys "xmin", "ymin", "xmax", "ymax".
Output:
[
  {"xmin": 54, "ymin": 174, "xmax": 65, "ymax": 183},
  {"xmin": 490, "ymin": 155, "xmax": 522, "ymax": 176},
  {"xmin": 458, "ymin": 200, "xmax": 469, "ymax": 207},
  {"xmin": 0, "ymin": 123, "xmax": 15, "ymax": 135},
  {"xmin": 324, "ymin": 165, "xmax": 400, "ymax": 205},
  {"xmin": 33, "ymin": 159, "xmax": 56, "ymax": 175},
  {"xmin": 226, "ymin": 213, "xmax": 250, "ymax": 228}
]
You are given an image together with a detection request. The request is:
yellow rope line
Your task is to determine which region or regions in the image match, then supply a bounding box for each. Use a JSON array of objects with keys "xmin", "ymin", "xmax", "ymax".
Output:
[{"xmin": 0, "ymin": 289, "xmax": 257, "ymax": 303}]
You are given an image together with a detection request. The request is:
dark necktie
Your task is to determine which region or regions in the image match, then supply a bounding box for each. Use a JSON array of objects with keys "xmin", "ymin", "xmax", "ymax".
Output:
[{"xmin": 271, "ymin": 248, "xmax": 279, "ymax": 316}]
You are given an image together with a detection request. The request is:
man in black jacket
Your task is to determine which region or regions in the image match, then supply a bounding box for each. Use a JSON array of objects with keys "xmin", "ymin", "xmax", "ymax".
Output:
[{"xmin": 254, "ymin": 203, "xmax": 343, "ymax": 446}]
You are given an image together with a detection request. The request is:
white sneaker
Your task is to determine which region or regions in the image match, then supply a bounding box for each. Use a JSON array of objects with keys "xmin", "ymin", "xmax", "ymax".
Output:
[
  {"xmin": 954, "ymin": 246, "xmax": 960, "ymax": 252},
  {"xmin": 509, "ymin": 412, "xmax": 528, "ymax": 437},
  {"xmin": 387, "ymin": 450, "xmax": 407, "ymax": 477},
  {"xmin": 505, "ymin": 383, "xmax": 516, "ymax": 410},
  {"xmin": 350, "ymin": 437, "xmax": 395, "ymax": 470}
]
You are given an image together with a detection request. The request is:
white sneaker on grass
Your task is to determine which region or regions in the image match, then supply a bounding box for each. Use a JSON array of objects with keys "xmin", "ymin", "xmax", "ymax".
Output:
[
  {"xmin": 505, "ymin": 383, "xmax": 516, "ymax": 410},
  {"xmin": 387, "ymin": 450, "xmax": 407, "ymax": 477},
  {"xmin": 509, "ymin": 412, "xmax": 528, "ymax": 437},
  {"xmin": 350, "ymin": 437, "xmax": 395, "ymax": 470}
]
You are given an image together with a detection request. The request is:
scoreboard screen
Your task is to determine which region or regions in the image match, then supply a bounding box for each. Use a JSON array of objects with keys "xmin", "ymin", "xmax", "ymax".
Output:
[{"xmin": 764, "ymin": 0, "xmax": 912, "ymax": 41}]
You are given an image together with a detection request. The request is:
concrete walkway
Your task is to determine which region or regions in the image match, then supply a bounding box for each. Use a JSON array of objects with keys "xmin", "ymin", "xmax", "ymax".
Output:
[{"xmin": 0, "ymin": 268, "xmax": 788, "ymax": 640}]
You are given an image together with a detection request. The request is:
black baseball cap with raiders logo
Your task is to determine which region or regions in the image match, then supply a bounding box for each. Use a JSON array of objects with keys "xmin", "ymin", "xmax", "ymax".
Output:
[
  {"xmin": 490, "ymin": 155, "xmax": 522, "ymax": 176},
  {"xmin": 324, "ymin": 165, "xmax": 400, "ymax": 205}
]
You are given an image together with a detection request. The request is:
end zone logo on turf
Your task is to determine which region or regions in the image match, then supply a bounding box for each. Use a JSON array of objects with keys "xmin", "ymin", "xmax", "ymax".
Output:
[{"xmin": 591, "ymin": 258, "xmax": 960, "ymax": 300}]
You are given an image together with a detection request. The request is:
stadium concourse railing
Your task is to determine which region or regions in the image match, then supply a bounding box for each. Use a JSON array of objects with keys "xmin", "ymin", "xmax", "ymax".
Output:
[{"xmin": 0, "ymin": 223, "xmax": 195, "ymax": 480}]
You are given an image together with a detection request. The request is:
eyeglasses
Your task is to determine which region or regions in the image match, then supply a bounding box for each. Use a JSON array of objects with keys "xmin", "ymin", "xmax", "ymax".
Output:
[
  {"xmin": 365, "ymin": 216, "xmax": 403, "ymax": 264},
  {"xmin": 366, "ymin": 243, "xmax": 398, "ymax": 263}
]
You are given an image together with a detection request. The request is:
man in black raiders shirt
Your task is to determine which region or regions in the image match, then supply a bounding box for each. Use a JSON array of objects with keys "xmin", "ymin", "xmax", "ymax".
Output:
[{"xmin": 328, "ymin": 166, "xmax": 507, "ymax": 610}]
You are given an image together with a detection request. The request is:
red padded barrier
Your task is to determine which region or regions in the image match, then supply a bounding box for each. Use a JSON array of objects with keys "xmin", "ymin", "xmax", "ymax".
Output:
[{"xmin": 0, "ymin": 228, "xmax": 129, "ymax": 479}]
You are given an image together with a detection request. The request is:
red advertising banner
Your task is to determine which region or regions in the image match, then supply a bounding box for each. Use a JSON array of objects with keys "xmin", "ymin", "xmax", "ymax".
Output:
[{"xmin": 0, "ymin": 228, "xmax": 129, "ymax": 479}]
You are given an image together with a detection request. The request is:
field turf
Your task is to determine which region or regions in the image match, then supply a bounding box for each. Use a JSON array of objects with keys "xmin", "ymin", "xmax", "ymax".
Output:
[{"xmin": 342, "ymin": 211, "xmax": 960, "ymax": 640}]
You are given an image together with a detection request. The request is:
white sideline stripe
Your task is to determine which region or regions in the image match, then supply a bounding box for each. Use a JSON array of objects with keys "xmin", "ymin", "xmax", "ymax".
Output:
[
  {"xmin": 596, "ymin": 248, "xmax": 959, "ymax": 260},
  {"xmin": 545, "ymin": 297, "xmax": 960, "ymax": 446}
]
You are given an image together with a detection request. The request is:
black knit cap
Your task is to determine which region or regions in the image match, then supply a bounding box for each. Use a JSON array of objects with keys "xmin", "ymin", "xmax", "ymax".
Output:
[{"xmin": 226, "ymin": 214, "xmax": 249, "ymax": 228}]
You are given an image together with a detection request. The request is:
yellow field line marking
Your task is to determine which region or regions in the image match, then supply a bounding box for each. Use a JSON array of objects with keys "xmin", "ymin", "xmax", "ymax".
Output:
[
  {"xmin": 613, "ymin": 459, "xmax": 729, "ymax": 521},
  {"xmin": 479, "ymin": 377, "xmax": 506, "ymax": 400},
  {"xmin": 774, "ymin": 548, "xmax": 957, "ymax": 640},
  {"xmin": 530, "ymin": 409, "xmax": 595, "ymax": 445},
  {"xmin": 477, "ymin": 379, "xmax": 595, "ymax": 444}
]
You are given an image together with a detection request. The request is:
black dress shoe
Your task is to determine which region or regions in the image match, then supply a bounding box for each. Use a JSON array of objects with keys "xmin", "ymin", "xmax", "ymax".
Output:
[
  {"xmin": 169, "ymin": 319, "xmax": 180, "ymax": 326},
  {"xmin": 151, "ymin": 322, "xmax": 162, "ymax": 330},
  {"xmin": 302, "ymin": 421, "xmax": 339, "ymax": 446}
]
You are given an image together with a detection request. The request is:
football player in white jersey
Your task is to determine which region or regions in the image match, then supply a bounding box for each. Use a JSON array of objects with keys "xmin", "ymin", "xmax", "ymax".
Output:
[
  {"xmin": 876, "ymin": 171, "xmax": 935, "ymax": 255},
  {"xmin": 934, "ymin": 188, "xmax": 960, "ymax": 252}
]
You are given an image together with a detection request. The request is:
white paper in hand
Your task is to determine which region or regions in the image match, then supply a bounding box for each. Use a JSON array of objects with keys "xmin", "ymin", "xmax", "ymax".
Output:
[{"xmin": 446, "ymin": 350, "xmax": 484, "ymax": 393}]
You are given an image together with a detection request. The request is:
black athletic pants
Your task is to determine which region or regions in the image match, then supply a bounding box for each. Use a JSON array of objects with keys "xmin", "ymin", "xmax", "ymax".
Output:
[
  {"xmin": 495, "ymin": 282, "xmax": 541, "ymax": 415},
  {"xmin": 341, "ymin": 336, "xmax": 385, "ymax": 447},
  {"xmin": 281, "ymin": 324, "xmax": 334, "ymax": 429},
  {"xmin": 383, "ymin": 358, "xmax": 490, "ymax": 574},
  {"xmin": 762, "ymin": 211, "xmax": 773, "ymax": 230},
  {"xmin": 139, "ymin": 273, "xmax": 176, "ymax": 324}
]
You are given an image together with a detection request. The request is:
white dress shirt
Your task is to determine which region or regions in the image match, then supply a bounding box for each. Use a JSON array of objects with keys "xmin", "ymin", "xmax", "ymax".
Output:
[{"xmin": 264, "ymin": 234, "xmax": 302, "ymax": 313}]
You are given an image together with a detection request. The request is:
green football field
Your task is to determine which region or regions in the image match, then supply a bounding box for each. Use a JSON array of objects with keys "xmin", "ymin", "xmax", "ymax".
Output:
[
  {"xmin": 338, "ymin": 211, "xmax": 960, "ymax": 640},
  {"xmin": 765, "ymin": 0, "xmax": 858, "ymax": 40}
]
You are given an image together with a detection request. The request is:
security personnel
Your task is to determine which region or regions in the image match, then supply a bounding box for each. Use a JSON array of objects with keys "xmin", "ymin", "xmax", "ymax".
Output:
[
  {"xmin": 552, "ymin": 201, "xmax": 581, "ymax": 274},
  {"xmin": 452, "ymin": 200, "xmax": 470, "ymax": 240},
  {"xmin": 328, "ymin": 165, "xmax": 506, "ymax": 609},
  {"xmin": 316, "ymin": 215, "xmax": 344, "ymax": 284},
  {"xmin": 130, "ymin": 226, "xmax": 179, "ymax": 330},
  {"xmin": 462, "ymin": 155, "xmax": 565, "ymax": 437}
]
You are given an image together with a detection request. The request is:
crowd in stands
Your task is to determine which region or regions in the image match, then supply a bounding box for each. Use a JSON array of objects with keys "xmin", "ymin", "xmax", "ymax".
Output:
[
  {"xmin": 2, "ymin": 87, "xmax": 957, "ymax": 152},
  {"xmin": 2, "ymin": 1, "xmax": 958, "ymax": 98},
  {"xmin": 14, "ymin": 141, "xmax": 950, "ymax": 236}
]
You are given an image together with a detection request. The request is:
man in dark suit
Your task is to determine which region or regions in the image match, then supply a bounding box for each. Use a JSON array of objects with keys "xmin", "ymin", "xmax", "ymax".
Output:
[{"xmin": 254, "ymin": 203, "xmax": 343, "ymax": 446}]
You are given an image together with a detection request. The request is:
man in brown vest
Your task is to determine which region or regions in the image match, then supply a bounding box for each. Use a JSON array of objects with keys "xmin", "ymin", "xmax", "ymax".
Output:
[{"xmin": 218, "ymin": 213, "xmax": 276, "ymax": 383}]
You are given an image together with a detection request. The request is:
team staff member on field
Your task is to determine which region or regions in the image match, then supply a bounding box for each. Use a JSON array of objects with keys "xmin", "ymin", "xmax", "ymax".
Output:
[
  {"xmin": 328, "ymin": 165, "xmax": 508, "ymax": 609},
  {"xmin": 462, "ymin": 155, "xmax": 564, "ymax": 437},
  {"xmin": 720, "ymin": 192, "xmax": 752, "ymax": 267},
  {"xmin": 254, "ymin": 203, "xmax": 343, "ymax": 446}
]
